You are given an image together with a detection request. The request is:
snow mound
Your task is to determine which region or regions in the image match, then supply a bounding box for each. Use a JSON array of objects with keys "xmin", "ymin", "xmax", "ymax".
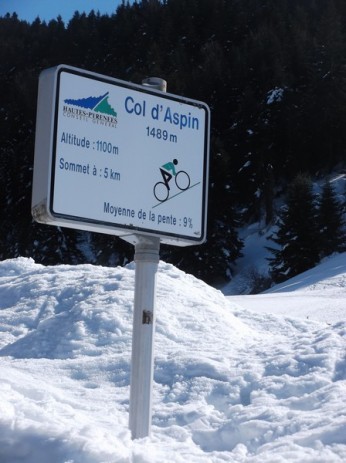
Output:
[
  {"xmin": 0, "ymin": 258, "xmax": 249, "ymax": 359},
  {"xmin": 0, "ymin": 257, "xmax": 345, "ymax": 462}
]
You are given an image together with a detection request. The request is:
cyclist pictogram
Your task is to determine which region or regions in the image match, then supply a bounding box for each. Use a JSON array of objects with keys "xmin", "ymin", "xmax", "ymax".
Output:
[{"xmin": 153, "ymin": 158, "xmax": 191, "ymax": 202}]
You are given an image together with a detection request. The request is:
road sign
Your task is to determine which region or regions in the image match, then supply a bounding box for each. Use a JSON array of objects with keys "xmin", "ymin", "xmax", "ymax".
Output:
[{"xmin": 32, "ymin": 65, "xmax": 210, "ymax": 246}]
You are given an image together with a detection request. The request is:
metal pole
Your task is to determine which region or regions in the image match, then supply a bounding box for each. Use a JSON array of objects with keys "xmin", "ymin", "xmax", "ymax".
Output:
[
  {"xmin": 129, "ymin": 235, "xmax": 160, "ymax": 439},
  {"xmin": 129, "ymin": 77, "xmax": 167, "ymax": 439}
]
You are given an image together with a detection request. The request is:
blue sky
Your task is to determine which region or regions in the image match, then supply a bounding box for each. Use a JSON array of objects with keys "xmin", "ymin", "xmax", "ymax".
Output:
[{"xmin": 0, "ymin": 0, "xmax": 126, "ymax": 23}]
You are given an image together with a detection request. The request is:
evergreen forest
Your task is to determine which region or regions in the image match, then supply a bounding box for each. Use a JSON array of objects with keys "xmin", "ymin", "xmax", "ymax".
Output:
[{"xmin": 0, "ymin": 0, "xmax": 345, "ymax": 287}]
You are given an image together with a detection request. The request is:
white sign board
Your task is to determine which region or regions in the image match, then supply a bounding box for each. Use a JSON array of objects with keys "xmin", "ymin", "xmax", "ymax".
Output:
[{"xmin": 32, "ymin": 65, "xmax": 210, "ymax": 246}]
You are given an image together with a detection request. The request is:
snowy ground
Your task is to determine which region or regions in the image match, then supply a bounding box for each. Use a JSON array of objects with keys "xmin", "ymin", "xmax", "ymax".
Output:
[
  {"xmin": 230, "ymin": 252, "xmax": 346, "ymax": 324},
  {"xmin": 0, "ymin": 255, "xmax": 345, "ymax": 462}
]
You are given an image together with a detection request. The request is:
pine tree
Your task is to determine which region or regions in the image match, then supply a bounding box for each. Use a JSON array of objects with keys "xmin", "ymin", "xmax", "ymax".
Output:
[
  {"xmin": 267, "ymin": 174, "xmax": 320, "ymax": 283},
  {"xmin": 317, "ymin": 180, "xmax": 346, "ymax": 258}
]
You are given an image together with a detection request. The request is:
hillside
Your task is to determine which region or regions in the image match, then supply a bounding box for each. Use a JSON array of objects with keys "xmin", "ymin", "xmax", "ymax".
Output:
[
  {"xmin": 0, "ymin": 255, "xmax": 345, "ymax": 462},
  {"xmin": 223, "ymin": 171, "xmax": 346, "ymax": 295}
]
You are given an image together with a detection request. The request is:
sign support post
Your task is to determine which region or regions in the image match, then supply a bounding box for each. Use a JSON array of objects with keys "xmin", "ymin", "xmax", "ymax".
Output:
[{"xmin": 129, "ymin": 234, "xmax": 160, "ymax": 439}]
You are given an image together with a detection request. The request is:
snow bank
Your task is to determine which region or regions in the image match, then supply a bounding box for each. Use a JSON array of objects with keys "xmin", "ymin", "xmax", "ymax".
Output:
[{"xmin": 0, "ymin": 257, "xmax": 345, "ymax": 462}]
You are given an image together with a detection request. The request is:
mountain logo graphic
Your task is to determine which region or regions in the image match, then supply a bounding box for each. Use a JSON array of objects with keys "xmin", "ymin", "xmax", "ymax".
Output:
[{"xmin": 64, "ymin": 92, "xmax": 117, "ymax": 117}]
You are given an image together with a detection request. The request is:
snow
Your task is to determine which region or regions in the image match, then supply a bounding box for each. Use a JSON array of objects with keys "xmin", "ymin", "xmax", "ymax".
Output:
[
  {"xmin": 231, "ymin": 253, "xmax": 346, "ymax": 324},
  {"xmin": 266, "ymin": 87, "xmax": 285, "ymax": 105},
  {"xmin": 0, "ymin": 255, "xmax": 345, "ymax": 462}
]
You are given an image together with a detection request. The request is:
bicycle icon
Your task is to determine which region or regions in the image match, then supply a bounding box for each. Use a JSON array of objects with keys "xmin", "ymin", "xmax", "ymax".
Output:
[{"xmin": 153, "ymin": 158, "xmax": 191, "ymax": 202}]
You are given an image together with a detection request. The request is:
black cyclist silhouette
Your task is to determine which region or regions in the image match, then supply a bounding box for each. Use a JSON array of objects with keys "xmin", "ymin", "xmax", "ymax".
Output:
[{"xmin": 153, "ymin": 158, "xmax": 190, "ymax": 202}]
